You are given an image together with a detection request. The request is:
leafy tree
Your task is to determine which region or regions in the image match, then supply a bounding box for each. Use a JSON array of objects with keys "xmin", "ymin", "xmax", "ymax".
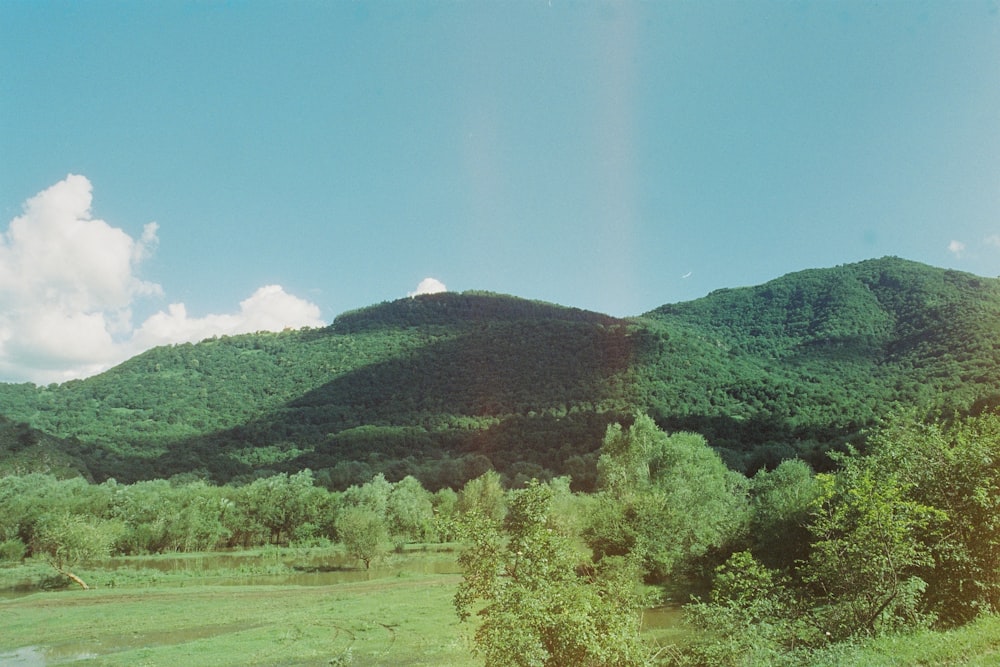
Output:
[
  {"xmin": 586, "ymin": 415, "xmax": 749, "ymax": 584},
  {"xmin": 685, "ymin": 551, "xmax": 812, "ymax": 665},
  {"xmin": 748, "ymin": 458, "xmax": 822, "ymax": 571},
  {"xmin": 336, "ymin": 505, "xmax": 388, "ymax": 569},
  {"xmin": 802, "ymin": 466, "xmax": 943, "ymax": 638},
  {"xmin": 386, "ymin": 475, "xmax": 434, "ymax": 544},
  {"xmin": 430, "ymin": 486, "xmax": 460, "ymax": 542},
  {"xmin": 859, "ymin": 413, "xmax": 1000, "ymax": 625},
  {"xmin": 341, "ymin": 472, "xmax": 392, "ymax": 517},
  {"xmin": 237, "ymin": 470, "xmax": 328, "ymax": 545},
  {"xmin": 32, "ymin": 513, "xmax": 120, "ymax": 589},
  {"xmin": 455, "ymin": 481, "xmax": 649, "ymax": 667},
  {"xmin": 457, "ymin": 470, "xmax": 507, "ymax": 522}
]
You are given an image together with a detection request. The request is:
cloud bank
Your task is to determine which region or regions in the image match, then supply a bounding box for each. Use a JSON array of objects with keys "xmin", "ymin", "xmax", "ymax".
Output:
[
  {"xmin": 0, "ymin": 175, "xmax": 324, "ymax": 384},
  {"xmin": 409, "ymin": 277, "xmax": 447, "ymax": 296}
]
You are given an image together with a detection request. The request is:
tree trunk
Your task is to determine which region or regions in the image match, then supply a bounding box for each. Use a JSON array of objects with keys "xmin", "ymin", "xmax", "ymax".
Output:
[{"xmin": 58, "ymin": 567, "xmax": 90, "ymax": 590}]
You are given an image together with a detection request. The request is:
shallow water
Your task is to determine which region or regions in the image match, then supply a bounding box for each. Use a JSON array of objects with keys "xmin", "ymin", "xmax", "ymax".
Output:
[
  {"xmin": 641, "ymin": 605, "xmax": 684, "ymax": 630},
  {"xmin": 0, "ymin": 645, "xmax": 97, "ymax": 666},
  {"xmin": 106, "ymin": 548, "xmax": 463, "ymax": 587},
  {"xmin": 0, "ymin": 623, "xmax": 254, "ymax": 666}
]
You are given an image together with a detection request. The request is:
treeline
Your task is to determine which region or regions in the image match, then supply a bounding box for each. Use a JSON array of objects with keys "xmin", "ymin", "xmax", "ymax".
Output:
[{"xmin": 0, "ymin": 469, "xmax": 477, "ymax": 567}]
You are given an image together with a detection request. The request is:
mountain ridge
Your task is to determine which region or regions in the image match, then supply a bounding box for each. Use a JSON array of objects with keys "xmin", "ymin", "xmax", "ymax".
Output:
[{"xmin": 2, "ymin": 256, "xmax": 998, "ymax": 488}]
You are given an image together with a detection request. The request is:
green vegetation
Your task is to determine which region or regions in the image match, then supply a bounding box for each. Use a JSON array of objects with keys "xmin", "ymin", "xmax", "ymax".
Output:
[
  {"xmin": 4, "ymin": 413, "xmax": 1000, "ymax": 664},
  {"xmin": 3, "ymin": 257, "xmax": 1000, "ymax": 664},
  {"xmin": 0, "ymin": 555, "xmax": 473, "ymax": 666},
  {"xmin": 456, "ymin": 480, "xmax": 649, "ymax": 666},
  {"xmin": 2, "ymin": 258, "xmax": 1000, "ymax": 486}
]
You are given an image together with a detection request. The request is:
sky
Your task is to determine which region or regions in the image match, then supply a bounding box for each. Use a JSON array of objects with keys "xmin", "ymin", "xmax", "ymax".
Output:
[{"xmin": 2, "ymin": 0, "xmax": 999, "ymax": 384}]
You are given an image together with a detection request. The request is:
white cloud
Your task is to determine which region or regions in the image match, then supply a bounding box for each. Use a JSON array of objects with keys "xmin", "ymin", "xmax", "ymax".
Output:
[
  {"xmin": 948, "ymin": 240, "xmax": 966, "ymax": 257},
  {"xmin": 409, "ymin": 277, "xmax": 447, "ymax": 297},
  {"xmin": 985, "ymin": 235, "xmax": 1000, "ymax": 248},
  {"xmin": 131, "ymin": 285, "xmax": 323, "ymax": 349},
  {"xmin": 0, "ymin": 175, "xmax": 324, "ymax": 384}
]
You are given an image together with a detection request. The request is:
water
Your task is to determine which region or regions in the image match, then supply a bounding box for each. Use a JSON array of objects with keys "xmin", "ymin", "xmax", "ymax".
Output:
[
  {"xmin": 0, "ymin": 645, "xmax": 97, "ymax": 666},
  {"xmin": 642, "ymin": 605, "xmax": 684, "ymax": 630},
  {"xmin": 105, "ymin": 548, "xmax": 463, "ymax": 587}
]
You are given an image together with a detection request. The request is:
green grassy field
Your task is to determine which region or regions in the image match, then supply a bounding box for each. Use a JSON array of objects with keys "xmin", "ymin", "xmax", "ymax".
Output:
[
  {"xmin": 3, "ymin": 548, "xmax": 1000, "ymax": 666},
  {"xmin": 1, "ymin": 573, "xmax": 472, "ymax": 665},
  {"xmin": 0, "ymin": 548, "xmax": 477, "ymax": 666}
]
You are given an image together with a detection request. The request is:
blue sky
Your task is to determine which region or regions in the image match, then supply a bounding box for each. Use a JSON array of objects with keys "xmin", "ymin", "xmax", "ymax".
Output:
[{"xmin": 2, "ymin": 0, "xmax": 999, "ymax": 383}]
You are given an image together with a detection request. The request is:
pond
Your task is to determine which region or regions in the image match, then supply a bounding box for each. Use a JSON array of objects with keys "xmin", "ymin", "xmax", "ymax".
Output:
[{"xmin": 103, "ymin": 547, "xmax": 463, "ymax": 587}]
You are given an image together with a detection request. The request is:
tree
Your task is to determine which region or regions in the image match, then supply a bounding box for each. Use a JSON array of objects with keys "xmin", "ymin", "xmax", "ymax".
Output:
[
  {"xmin": 858, "ymin": 413, "xmax": 1000, "ymax": 625},
  {"xmin": 748, "ymin": 458, "xmax": 822, "ymax": 570},
  {"xmin": 585, "ymin": 415, "xmax": 749, "ymax": 583},
  {"xmin": 455, "ymin": 481, "xmax": 649, "ymax": 667},
  {"xmin": 386, "ymin": 475, "xmax": 434, "ymax": 544},
  {"xmin": 32, "ymin": 513, "xmax": 119, "ymax": 589},
  {"xmin": 336, "ymin": 506, "xmax": 388, "ymax": 569},
  {"xmin": 457, "ymin": 470, "xmax": 506, "ymax": 522},
  {"xmin": 802, "ymin": 466, "xmax": 943, "ymax": 638},
  {"xmin": 685, "ymin": 551, "xmax": 811, "ymax": 665}
]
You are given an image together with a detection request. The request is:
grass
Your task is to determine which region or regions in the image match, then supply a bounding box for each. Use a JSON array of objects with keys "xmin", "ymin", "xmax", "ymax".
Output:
[
  {"xmin": 804, "ymin": 615, "xmax": 1000, "ymax": 667},
  {"xmin": 0, "ymin": 547, "xmax": 476, "ymax": 666},
  {"xmin": 3, "ymin": 548, "xmax": 1000, "ymax": 666},
  {"xmin": 1, "ymin": 578, "xmax": 473, "ymax": 665}
]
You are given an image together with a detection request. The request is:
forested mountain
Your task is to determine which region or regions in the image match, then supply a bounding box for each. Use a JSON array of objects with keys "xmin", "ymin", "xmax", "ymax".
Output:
[
  {"xmin": 639, "ymin": 257, "xmax": 1000, "ymax": 468},
  {"xmin": 1, "ymin": 257, "xmax": 998, "ymax": 489},
  {"xmin": 0, "ymin": 415, "xmax": 90, "ymax": 479}
]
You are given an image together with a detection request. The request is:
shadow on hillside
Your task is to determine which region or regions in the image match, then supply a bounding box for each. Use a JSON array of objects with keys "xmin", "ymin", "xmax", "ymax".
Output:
[{"xmin": 123, "ymin": 318, "xmax": 638, "ymax": 485}]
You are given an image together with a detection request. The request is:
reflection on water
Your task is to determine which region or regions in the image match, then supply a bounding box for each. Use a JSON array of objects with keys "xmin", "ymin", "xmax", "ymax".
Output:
[
  {"xmin": 107, "ymin": 549, "xmax": 463, "ymax": 587},
  {"xmin": 0, "ymin": 645, "xmax": 97, "ymax": 666},
  {"xmin": 1, "ymin": 624, "xmax": 255, "ymax": 666}
]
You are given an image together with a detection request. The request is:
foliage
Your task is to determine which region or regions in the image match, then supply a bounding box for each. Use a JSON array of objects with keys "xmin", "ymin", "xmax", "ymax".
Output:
[
  {"xmin": 586, "ymin": 415, "xmax": 749, "ymax": 584},
  {"xmin": 455, "ymin": 480, "xmax": 650, "ymax": 666},
  {"xmin": 684, "ymin": 551, "xmax": 815, "ymax": 665},
  {"xmin": 681, "ymin": 412, "xmax": 1000, "ymax": 663},
  {"xmin": 802, "ymin": 466, "xmax": 943, "ymax": 638},
  {"xmin": 3, "ymin": 258, "xmax": 1000, "ymax": 484},
  {"xmin": 387, "ymin": 474, "xmax": 436, "ymax": 543},
  {"xmin": 748, "ymin": 459, "xmax": 822, "ymax": 570},
  {"xmin": 335, "ymin": 506, "xmax": 388, "ymax": 569},
  {"xmin": 856, "ymin": 413, "xmax": 1000, "ymax": 625},
  {"xmin": 457, "ymin": 470, "xmax": 507, "ymax": 522},
  {"xmin": 31, "ymin": 512, "xmax": 120, "ymax": 589}
]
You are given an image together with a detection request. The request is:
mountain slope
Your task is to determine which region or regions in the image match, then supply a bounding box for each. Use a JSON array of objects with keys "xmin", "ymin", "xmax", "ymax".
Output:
[
  {"xmin": 0, "ymin": 258, "xmax": 998, "ymax": 487},
  {"xmin": 0, "ymin": 415, "xmax": 91, "ymax": 479},
  {"xmin": 637, "ymin": 257, "xmax": 1000, "ymax": 467}
]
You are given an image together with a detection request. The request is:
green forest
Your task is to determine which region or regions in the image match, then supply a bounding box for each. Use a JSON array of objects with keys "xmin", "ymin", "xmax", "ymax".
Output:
[
  {"xmin": 2, "ymin": 257, "xmax": 1000, "ymax": 488},
  {"xmin": 3, "ymin": 256, "xmax": 1000, "ymax": 664}
]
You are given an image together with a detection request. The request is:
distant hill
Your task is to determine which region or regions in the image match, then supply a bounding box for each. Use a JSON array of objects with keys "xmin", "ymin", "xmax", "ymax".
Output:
[
  {"xmin": 1, "ymin": 257, "xmax": 998, "ymax": 489},
  {"xmin": 0, "ymin": 415, "xmax": 91, "ymax": 480},
  {"xmin": 637, "ymin": 257, "xmax": 1000, "ymax": 469}
]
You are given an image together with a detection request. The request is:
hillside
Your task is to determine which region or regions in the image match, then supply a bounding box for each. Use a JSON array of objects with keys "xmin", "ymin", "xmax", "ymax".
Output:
[
  {"xmin": 638, "ymin": 257, "xmax": 1000, "ymax": 468},
  {"xmin": 0, "ymin": 258, "xmax": 998, "ymax": 488},
  {"xmin": 0, "ymin": 415, "xmax": 90, "ymax": 479}
]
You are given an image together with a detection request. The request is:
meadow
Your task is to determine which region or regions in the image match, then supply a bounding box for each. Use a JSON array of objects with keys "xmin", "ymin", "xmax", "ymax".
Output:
[
  {"xmin": 0, "ymin": 547, "xmax": 474, "ymax": 666},
  {"xmin": 3, "ymin": 546, "xmax": 1000, "ymax": 666}
]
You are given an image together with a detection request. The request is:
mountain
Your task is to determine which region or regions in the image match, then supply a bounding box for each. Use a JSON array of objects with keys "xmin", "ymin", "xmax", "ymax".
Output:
[
  {"xmin": 1, "ymin": 258, "xmax": 998, "ymax": 489},
  {"xmin": 0, "ymin": 415, "xmax": 91, "ymax": 480},
  {"xmin": 637, "ymin": 257, "xmax": 1000, "ymax": 469}
]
